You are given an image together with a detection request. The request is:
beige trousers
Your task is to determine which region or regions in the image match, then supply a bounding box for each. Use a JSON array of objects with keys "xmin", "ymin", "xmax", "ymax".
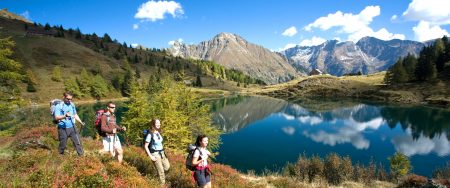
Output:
[{"xmin": 150, "ymin": 151, "xmax": 170, "ymax": 184}]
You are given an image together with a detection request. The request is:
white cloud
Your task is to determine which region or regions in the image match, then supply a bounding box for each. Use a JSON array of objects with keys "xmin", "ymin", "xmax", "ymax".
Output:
[
  {"xmin": 277, "ymin": 43, "xmax": 297, "ymax": 51},
  {"xmin": 413, "ymin": 21, "xmax": 449, "ymax": 41},
  {"xmin": 392, "ymin": 130, "xmax": 450, "ymax": 157},
  {"xmin": 168, "ymin": 38, "xmax": 183, "ymax": 45},
  {"xmin": 403, "ymin": 0, "xmax": 450, "ymax": 25},
  {"xmin": 281, "ymin": 114, "xmax": 295, "ymax": 120},
  {"xmin": 298, "ymin": 116, "xmax": 323, "ymax": 125},
  {"xmin": 391, "ymin": 15, "xmax": 397, "ymax": 21},
  {"xmin": 304, "ymin": 6, "xmax": 405, "ymax": 42},
  {"xmin": 135, "ymin": 1, "xmax": 184, "ymax": 22},
  {"xmin": 133, "ymin": 24, "xmax": 139, "ymax": 30},
  {"xmin": 299, "ymin": 36, "xmax": 326, "ymax": 46},
  {"xmin": 303, "ymin": 130, "xmax": 370, "ymax": 149},
  {"xmin": 282, "ymin": 126, "xmax": 296, "ymax": 135},
  {"xmin": 131, "ymin": 43, "xmax": 139, "ymax": 48},
  {"xmin": 20, "ymin": 11, "xmax": 30, "ymax": 20},
  {"xmin": 348, "ymin": 28, "xmax": 406, "ymax": 42},
  {"xmin": 282, "ymin": 26, "xmax": 298, "ymax": 37}
]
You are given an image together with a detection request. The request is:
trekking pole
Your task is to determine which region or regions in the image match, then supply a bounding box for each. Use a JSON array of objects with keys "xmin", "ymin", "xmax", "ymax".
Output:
[{"xmin": 112, "ymin": 133, "xmax": 116, "ymax": 157}]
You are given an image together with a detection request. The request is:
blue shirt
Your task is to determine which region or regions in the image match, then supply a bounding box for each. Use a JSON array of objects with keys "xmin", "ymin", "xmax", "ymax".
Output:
[
  {"xmin": 55, "ymin": 102, "xmax": 77, "ymax": 128},
  {"xmin": 145, "ymin": 132, "xmax": 163, "ymax": 151}
]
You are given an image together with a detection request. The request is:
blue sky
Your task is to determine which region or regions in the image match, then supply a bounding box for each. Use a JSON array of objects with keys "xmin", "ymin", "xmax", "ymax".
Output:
[{"xmin": 2, "ymin": 0, "xmax": 450, "ymax": 51}]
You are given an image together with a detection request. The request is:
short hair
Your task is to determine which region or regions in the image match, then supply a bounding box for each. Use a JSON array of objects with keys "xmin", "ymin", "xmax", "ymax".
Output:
[
  {"xmin": 63, "ymin": 92, "xmax": 73, "ymax": 98},
  {"xmin": 107, "ymin": 101, "xmax": 114, "ymax": 107}
]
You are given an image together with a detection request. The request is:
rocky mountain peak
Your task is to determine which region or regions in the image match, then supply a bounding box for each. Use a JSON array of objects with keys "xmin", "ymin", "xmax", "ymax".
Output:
[{"xmin": 168, "ymin": 32, "xmax": 298, "ymax": 84}]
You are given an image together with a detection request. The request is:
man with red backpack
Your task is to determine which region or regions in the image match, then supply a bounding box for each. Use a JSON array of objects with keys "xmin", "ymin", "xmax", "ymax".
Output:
[{"xmin": 100, "ymin": 102, "xmax": 126, "ymax": 163}]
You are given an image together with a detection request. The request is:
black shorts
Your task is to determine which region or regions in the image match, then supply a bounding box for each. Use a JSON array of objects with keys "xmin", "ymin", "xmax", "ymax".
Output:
[{"xmin": 194, "ymin": 168, "xmax": 211, "ymax": 187}]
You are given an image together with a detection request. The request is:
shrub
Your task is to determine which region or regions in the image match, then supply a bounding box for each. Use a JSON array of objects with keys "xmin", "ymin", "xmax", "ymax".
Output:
[
  {"xmin": 377, "ymin": 163, "xmax": 389, "ymax": 182},
  {"xmin": 363, "ymin": 159, "xmax": 377, "ymax": 184},
  {"xmin": 433, "ymin": 162, "xmax": 450, "ymax": 180},
  {"xmin": 340, "ymin": 156, "xmax": 354, "ymax": 181},
  {"xmin": 123, "ymin": 146, "xmax": 157, "ymax": 177},
  {"xmin": 308, "ymin": 155, "xmax": 324, "ymax": 183},
  {"xmin": 282, "ymin": 162, "xmax": 296, "ymax": 177},
  {"xmin": 293, "ymin": 155, "xmax": 309, "ymax": 182},
  {"xmin": 324, "ymin": 153, "xmax": 341, "ymax": 185},
  {"xmin": 105, "ymin": 161, "xmax": 154, "ymax": 187},
  {"xmin": 389, "ymin": 152, "xmax": 411, "ymax": 183},
  {"xmin": 353, "ymin": 163, "xmax": 365, "ymax": 182},
  {"xmin": 398, "ymin": 174, "xmax": 427, "ymax": 188}
]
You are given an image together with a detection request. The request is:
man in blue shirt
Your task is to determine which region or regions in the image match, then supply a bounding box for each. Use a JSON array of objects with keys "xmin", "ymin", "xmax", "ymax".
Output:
[{"xmin": 54, "ymin": 92, "xmax": 85, "ymax": 156}]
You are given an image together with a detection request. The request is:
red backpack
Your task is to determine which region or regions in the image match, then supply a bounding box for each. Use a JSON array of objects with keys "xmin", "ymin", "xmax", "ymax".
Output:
[{"xmin": 94, "ymin": 109, "xmax": 109, "ymax": 136}]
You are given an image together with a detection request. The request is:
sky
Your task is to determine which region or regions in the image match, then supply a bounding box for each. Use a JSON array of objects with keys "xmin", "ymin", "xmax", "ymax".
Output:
[{"xmin": 2, "ymin": 0, "xmax": 450, "ymax": 51}]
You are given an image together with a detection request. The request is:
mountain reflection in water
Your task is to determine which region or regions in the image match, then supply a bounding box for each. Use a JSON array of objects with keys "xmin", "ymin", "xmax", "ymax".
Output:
[{"xmin": 211, "ymin": 96, "xmax": 450, "ymax": 176}]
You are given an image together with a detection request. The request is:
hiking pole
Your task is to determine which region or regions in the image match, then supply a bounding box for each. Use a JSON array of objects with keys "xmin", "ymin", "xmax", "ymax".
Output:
[{"xmin": 112, "ymin": 133, "xmax": 116, "ymax": 157}]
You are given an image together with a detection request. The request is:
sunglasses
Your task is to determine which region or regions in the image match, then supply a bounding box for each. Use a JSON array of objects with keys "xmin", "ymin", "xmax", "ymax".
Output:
[
  {"xmin": 65, "ymin": 98, "xmax": 73, "ymax": 101},
  {"xmin": 108, "ymin": 106, "xmax": 116, "ymax": 109}
]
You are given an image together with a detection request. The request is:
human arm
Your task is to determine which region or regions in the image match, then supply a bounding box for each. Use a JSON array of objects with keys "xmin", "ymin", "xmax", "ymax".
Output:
[
  {"xmin": 74, "ymin": 114, "xmax": 85, "ymax": 126},
  {"xmin": 192, "ymin": 149, "xmax": 204, "ymax": 166},
  {"xmin": 144, "ymin": 141, "xmax": 156, "ymax": 161},
  {"xmin": 54, "ymin": 105, "xmax": 69, "ymax": 121},
  {"xmin": 144, "ymin": 134, "xmax": 156, "ymax": 161}
]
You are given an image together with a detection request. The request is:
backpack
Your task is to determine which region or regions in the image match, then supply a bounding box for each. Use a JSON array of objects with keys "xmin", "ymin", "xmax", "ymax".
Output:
[
  {"xmin": 142, "ymin": 129, "xmax": 155, "ymax": 150},
  {"xmin": 185, "ymin": 144, "xmax": 202, "ymax": 171},
  {"xmin": 50, "ymin": 99, "xmax": 63, "ymax": 124},
  {"xmin": 94, "ymin": 109, "xmax": 109, "ymax": 136}
]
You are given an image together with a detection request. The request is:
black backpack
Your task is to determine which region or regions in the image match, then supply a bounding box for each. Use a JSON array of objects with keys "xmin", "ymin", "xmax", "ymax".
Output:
[
  {"xmin": 185, "ymin": 144, "xmax": 202, "ymax": 171},
  {"xmin": 142, "ymin": 129, "xmax": 155, "ymax": 150}
]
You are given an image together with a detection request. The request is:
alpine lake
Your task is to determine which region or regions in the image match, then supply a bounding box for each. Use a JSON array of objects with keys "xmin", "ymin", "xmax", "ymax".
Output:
[{"xmin": 19, "ymin": 95, "xmax": 450, "ymax": 177}]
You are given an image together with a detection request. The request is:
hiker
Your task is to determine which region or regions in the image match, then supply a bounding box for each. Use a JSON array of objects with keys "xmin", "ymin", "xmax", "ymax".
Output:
[
  {"xmin": 53, "ymin": 92, "xmax": 85, "ymax": 156},
  {"xmin": 144, "ymin": 119, "xmax": 170, "ymax": 185},
  {"xmin": 100, "ymin": 102, "xmax": 126, "ymax": 163},
  {"xmin": 192, "ymin": 135, "xmax": 212, "ymax": 188}
]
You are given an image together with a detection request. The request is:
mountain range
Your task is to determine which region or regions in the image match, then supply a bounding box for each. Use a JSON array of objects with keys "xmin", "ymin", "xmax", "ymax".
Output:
[
  {"xmin": 168, "ymin": 33, "xmax": 298, "ymax": 84},
  {"xmin": 169, "ymin": 33, "xmax": 426, "ymax": 83}
]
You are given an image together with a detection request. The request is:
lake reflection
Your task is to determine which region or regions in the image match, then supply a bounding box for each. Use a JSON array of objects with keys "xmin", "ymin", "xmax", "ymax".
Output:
[{"xmin": 211, "ymin": 96, "xmax": 450, "ymax": 177}]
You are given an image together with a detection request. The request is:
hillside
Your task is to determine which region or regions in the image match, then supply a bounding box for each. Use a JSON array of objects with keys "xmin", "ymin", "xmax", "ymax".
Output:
[
  {"xmin": 0, "ymin": 13, "xmax": 254, "ymax": 104},
  {"xmin": 260, "ymin": 73, "xmax": 450, "ymax": 107},
  {"xmin": 0, "ymin": 123, "xmax": 407, "ymax": 188}
]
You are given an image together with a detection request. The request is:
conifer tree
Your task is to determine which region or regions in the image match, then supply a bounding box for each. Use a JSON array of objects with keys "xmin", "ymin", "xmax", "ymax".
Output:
[
  {"xmin": 416, "ymin": 46, "xmax": 437, "ymax": 81},
  {"xmin": 44, "ymin": 23, "xmax": 51, "ymax": 30},
  {"xmin": 75, "ymin": 28, "xmax": 82, "ymax": 39},
  {"xmin": 195, "ymin": 75, "xmax": 202, "ymax": 87},
  {"xmin": 402, "ymin": 54, "xmax": 418, "ymax": 81},
  {"xmin": 78, "ymin": 68, "xmax": 92, "ymax": 95},
  {"xmin": 121, "ymin": 60, "xmax": 134, "ymax": 96},
  {"xmin": 25, "ymin": 69, "xmax": 38, "ymax": 92},
  {"xmin": 147, "ymin": 76, "xmax": 220, "ymax": 151},
  {"xmin": 51, "ymin": 66, "xmax": 62, "ymax": 82},
  {"xmin": 64, "ymin": 76, "xmax": 83, "ymax": 97},
  {"xmin": 121, "ymin": 80, "xmax": 151, "ymax": 145},
  {"xmin": 90, "ymin": 74, "xmax": 109, "ymax": 100},
  {"xmin": 0, "ymin": 37, "xmax": 24, "ymax": 121},
  {"xmin": 103, "ymin": 33, "xmax": 112, "ymax": 43},
  {"xmin": 26, "ymin": 69, "xmax": 38, "ymax": 85},
  {"xmin": 390, "ymin": 59, "xmax": 408, "ymax": 84}
]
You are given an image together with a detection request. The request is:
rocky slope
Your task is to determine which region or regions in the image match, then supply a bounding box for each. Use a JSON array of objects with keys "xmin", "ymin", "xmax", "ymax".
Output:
[
  {"xmin": 283, "ymin": 37, "xmax": 425, "ymax": 76},
  {"xmin": 168, "ymin": 32, "xmax": 299, "ymax": 84}
]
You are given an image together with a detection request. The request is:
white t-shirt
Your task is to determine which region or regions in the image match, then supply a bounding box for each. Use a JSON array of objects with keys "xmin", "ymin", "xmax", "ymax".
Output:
[{"xmin": 193, "ymin": 147, "xmax": 210, "ymax": 167}]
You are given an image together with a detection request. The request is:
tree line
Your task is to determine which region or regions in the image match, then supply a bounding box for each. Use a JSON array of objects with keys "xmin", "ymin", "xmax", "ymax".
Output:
[
  {"xmin": 24, "ymin": 21, "xmax": 265, "ymax": 90},
  {"xmin": 384, "ymin": 36, "xmax": 450, "ymax": 84}
]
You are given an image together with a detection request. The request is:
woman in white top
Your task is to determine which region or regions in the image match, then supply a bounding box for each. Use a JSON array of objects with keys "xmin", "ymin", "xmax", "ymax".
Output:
[
  {"xmin": 192, "ymin": 135, "xmax": 212, "ymax": 188},
  {"xmin": 144, "ymin": 119, "xmax": 170, "ymax": 186}
]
